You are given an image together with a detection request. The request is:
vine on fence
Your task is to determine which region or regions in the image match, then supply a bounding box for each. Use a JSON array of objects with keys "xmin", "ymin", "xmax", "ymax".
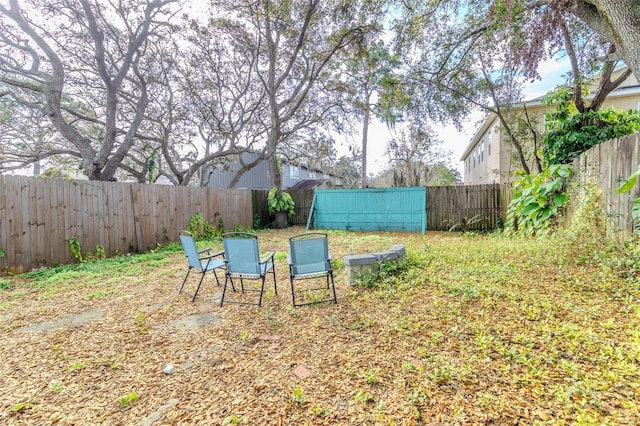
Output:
[
  {"xmin": 187, "ymin": 212, "xmax": 222, "ymax": 241},
  {"xmin": 69, "ymin": 237, "xmax": 83, "ymax": 262},
  {"xmin": 616, "ymin": 164, "xmax": 640, "ymax": 233}
]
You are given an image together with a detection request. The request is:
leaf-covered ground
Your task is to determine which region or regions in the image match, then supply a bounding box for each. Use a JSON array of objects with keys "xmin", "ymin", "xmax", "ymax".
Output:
[{"xmin": 1, "ymin": 228, "xmax": 639, "ymax": 425}]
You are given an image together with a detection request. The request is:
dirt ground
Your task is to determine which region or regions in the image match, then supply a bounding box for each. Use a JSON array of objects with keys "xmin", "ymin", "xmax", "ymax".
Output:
[{"xmin": 1, "ymin": 228, "xmax": 639, "ymax": 425}]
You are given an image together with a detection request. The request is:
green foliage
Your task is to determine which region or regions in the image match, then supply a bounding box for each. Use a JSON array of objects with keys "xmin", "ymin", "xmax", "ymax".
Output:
[
  {"xmin": 37, "ymin": 168, "xmax": 73, "ymax": 179},
  {"xmin": 543, "ymin": 87, "xmax": 640, "ymax": 164},
  {"xmin": 187, "ymin": 212, "xmax": 222, "ymax": 241},
  {"xmin": 355, "ymin": 257, "xmax": 414, "ymax": 290},
  {"xmin": 505, "ymin": 164, "xmax": 572, "ymax": 235},
  {"xmin": 311, "ymin": 405, "xmax": 331, "ymax": 416},
  {"xmin": 147, "ymin": 151, "xmax": 158, "ymax": 183},
  {"xmin": 85, "ymin": 245, "xmax": 107, "ymax": 261},
  {"xmin": 120, "ymin": 391, "xmax": 139, "ymax": 408},
  {"xmin": 69, "ymin": 237, "xmax": 83, "ymax": 262},
  {"xmin": 267, "ymin": 187, "xmax": 295, "ymax": 217},
  {"xmin": 353, "ymin": 389, "xmax": 373, "ymax": 405},
  {"xmin": 616, "ymin": 164, "xmax": 640, "ymax": 232},
  {"xmin": 253, "ymin": 213, "xmax": 262, "ymax": 229},
  {"xmin": 222, "ymin": 415, "xmax": 244, "ymax": 425},
  {"xmin": 291, "ymin": 387, "xmax": 305, "ymax": 404},
  {"xmin": 11, "ymin": 402, "xmax": 32, "ymax": 412}
]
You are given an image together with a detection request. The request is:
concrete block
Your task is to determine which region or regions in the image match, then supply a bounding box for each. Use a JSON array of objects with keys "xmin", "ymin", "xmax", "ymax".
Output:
[
  {"xmin": 389, "ymin": 244, "xmax": 406, "ymax": 259},
  {"xmin": 344, "ymin": 254, "xmax": 377, "ymax": 266},
  {"xmin": 372, "ymin": 250, "xmax": 399, "ymax": 262},
  {"xmin": 343, "ymin": 244, "xmax": 407, "ymax": 286},
  {"xmin": 344, "ymin": 262, "xmax": 378, "ymax": 286}
]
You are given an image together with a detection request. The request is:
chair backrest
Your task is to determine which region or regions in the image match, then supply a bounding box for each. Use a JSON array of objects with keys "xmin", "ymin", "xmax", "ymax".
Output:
[
  {"xmin": 223, "ymin": 232, "xmax": 261, "ymax": 275},
  {"xmin": 289, "ymin": 233, "xmax": 330, "ymax": 275},
  {"xmin": 179, "ymin": 231, "xmax": 203, "ymax": 270}
]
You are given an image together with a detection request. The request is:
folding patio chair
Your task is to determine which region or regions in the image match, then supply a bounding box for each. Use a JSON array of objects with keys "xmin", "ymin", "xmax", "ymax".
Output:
[
  {"xmin": 178, "ymin": 231, "xmax": 225, "ymax": 302},
  {"xmin": 288, "ymin": 232, "xmax": 337, "ymax": 307},
  {"xmin": 220, "ymin": 232, "xmax": 277, "ymax": 307}
]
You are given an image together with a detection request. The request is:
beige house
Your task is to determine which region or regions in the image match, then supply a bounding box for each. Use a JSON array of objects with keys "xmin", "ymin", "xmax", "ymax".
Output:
[{"xmin": 460, "ymin": 69, "xmax": 640, "ymax": 185}]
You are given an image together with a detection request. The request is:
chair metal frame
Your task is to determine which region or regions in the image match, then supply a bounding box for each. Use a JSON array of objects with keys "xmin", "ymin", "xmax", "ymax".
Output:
[
  {"xmin": 221, "ymin": 232, "xmax": 277, "ymax": 307},
  {"xmin": 178, "ymin": 231, "xmax": 225, "ymax": 302},
  {"xmin": 288, "ymin": 232, "xmax": 337, "ymax": 307}
]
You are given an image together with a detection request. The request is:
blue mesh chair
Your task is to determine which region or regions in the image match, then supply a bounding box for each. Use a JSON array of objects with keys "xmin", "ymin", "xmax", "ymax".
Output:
[
  {"xmin": 288, "ymin": 233, "xmax": 337, "ymax": 307},
  {"xmin": 178, "ymin": 231, "xmax": 225, "ymax": 302},
  {"xmin": 221, "ymin": 232, "xmax": 276, "ymax": 307}
]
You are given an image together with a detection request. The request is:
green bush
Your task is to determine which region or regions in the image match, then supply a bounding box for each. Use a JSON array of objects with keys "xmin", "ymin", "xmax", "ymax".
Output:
[
  {"xmin": 187, "ymin": 212, "xmax": 222, "ymax": 241},
  {"xmin": 542, "ymin": 87, "xmax": 640, "ymax": 164},
  {"xmin": 505, "ymin": 164, "xmax": 572, "ymax": 236},
  {"xmin": 267, "ymin": 187, "xmax": 295, "ymax": 217}
]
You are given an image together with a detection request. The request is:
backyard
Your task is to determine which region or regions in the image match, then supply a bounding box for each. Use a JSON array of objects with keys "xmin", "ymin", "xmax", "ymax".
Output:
[{"xmin": 0, "ymin": 227, "xmax": 639, "ymax": 425}]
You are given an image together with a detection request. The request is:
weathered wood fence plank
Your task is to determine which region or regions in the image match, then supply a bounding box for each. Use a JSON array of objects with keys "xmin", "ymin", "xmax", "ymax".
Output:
[
  {"xmin": 571, "ymin": 134, "xmax": 640, "ymax": 241},
  {"xmin": 426, "ymin": 184, "xmax": 511, "ymax": 231},
  {"xmin": 0, "ymin": 178, "xmax": 254, "ymax": 273}
]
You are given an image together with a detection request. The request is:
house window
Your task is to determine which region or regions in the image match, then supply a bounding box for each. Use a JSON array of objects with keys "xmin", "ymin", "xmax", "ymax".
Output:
[
  {"xmin": 289, "ymin": 165, "xmax": 299, "ymax": 180},
  {"xmin": 487, "ymin": 130, "xmax": 492, "ymax": 156},
  {"xmin": 473, "ymin": 152, "xmax": 476, "ymax": 168},
  {"xmin": 309, "ymin": 171, "xmax": 316, "ymax": 179},
  {"xmin": 481, "ymin": 141, "xmax": 484, "ymax": 162}
]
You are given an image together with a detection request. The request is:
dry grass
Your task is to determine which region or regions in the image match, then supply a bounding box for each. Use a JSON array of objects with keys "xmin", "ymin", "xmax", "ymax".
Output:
[{"xmin": 0, "ymin": 227, "xmax": 639, "ymax": 425}]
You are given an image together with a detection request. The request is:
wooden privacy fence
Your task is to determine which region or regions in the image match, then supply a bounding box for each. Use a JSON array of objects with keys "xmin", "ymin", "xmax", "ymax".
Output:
[
  {"xmin": 426, "ymin": 184, "xmax": 512, "ymax": 231},
  {"xmin": 251, "ymin": 189, "xmax": 315, "ymax": 227},
  {"xmin": 571, "ymin": 133, "xmax": 640, "ymax": 241},
  {"xmin": 258, "ymin": 185, "xmax": 511, "ymax": 232},
  {"xmin": 0, "ymin": 175, "xmax": 253, "ymax": 273},
  {"xmin": 1, "ymin": 176, "xmax": 512, "ymax": 273}
]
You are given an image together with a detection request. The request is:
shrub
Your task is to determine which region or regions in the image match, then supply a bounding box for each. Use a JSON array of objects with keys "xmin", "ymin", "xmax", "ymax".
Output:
[
  {"xmin": 542, "ymin": 87, "xmax": 640, "ymax": 164},
  {"xmin": 267, "ymin": 187, "xmax": 295, "ymax": 217},
  {"xmin": 505, "ymin": 164, "xmax": 572, "ymax": 236}
]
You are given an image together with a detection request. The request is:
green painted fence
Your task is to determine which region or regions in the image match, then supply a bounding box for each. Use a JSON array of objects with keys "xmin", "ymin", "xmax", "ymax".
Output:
[{"xmin": 309, "ymin": 187, "xmax": 427, "ymax": 234}]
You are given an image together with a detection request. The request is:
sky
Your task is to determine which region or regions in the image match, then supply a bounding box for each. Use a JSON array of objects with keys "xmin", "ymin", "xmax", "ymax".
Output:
[{"xmin": 357, "ymin": 56, "xmax": 571, "ymax": 177}]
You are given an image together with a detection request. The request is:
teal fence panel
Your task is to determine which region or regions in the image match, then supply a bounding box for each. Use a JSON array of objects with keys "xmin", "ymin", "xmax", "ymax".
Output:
[{"xmin": 311, "ymin": 187, "xmax": 427, "ymax": 234}]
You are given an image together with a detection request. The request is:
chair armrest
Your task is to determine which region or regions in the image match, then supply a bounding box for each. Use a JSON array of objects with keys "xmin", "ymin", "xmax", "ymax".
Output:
[
  {"xmin": 200, "ymin": 250, "xmax": 225, "ymax": 261},
  {"xmin": 197, "ymin": 247, "xmax": 212, "ymax": 255},
  {"xmin": 260, "ymin": 251, "xmax": 275, "ymax": 264}
]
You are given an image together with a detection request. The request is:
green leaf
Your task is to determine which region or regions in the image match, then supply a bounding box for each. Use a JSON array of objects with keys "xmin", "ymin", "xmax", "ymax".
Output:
[
  {"xmin": 552, "ymin": 194, "xmax": 568, "ymax": 207},
  {"xmin": 617, "ymin": 165, "xmax": 640, "ymax": 194}
]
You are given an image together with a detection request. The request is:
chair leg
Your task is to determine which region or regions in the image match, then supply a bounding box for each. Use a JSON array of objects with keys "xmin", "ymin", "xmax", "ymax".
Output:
[
  {"xmin": 191, "ymin": 271, "xmax": 207, "ymax": 302},
  {"xmin": 179, "ymin": 268, "xmax": 192, "ymax": 294},
  {"xmin": 290, "ymin": 275, "xmax": 297, "ymax": 308},
  {"xmin": 329, "ymin": 270, "xmax": 337, "ymax": 304},
  {"xmin": 258, "ymin": 275, "xmax": 266, "ymax": 307},
  {"xmin": 221, "ymin": 274, "xmax": 230, "ymax": 307},
  {"xmin": 271, "ymin": 262, "xmax": 277, "ymax": 295},
  {"xmin": 212, "ymin": 268, "xmax": 221, "ymax": 286}
]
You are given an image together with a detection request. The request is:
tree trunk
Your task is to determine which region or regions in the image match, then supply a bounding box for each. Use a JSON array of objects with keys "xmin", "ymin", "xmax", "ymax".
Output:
[
  {"xmin": 266, "ymin": 127, "xmax": 287, "ymax": 229},
  {"xmin": 360, "ymin": 90, "xmax": 371, "ymax": 188},
  {"xmin": 275, "ymin": 211, "xmax": 287, "ymax": 229},
  {"xmin": 570, "ymin": 0, "xmax": 640, "ymax": 82}
]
